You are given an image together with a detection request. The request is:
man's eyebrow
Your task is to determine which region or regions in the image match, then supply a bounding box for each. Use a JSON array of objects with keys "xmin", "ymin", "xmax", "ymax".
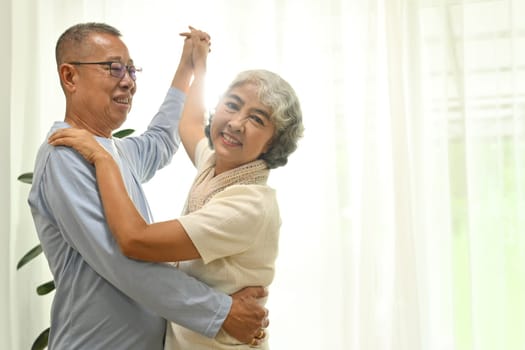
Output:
[{"xmin": 106, "ymin": 56, "xmax": 134, "ymax": 65}]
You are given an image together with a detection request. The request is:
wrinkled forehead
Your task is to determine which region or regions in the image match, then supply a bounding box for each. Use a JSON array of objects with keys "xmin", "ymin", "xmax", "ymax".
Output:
[
  {"xmin": 61, "ymin": 32, "xmax": 131, "ymax": 63},
  {"xmin": 85, "ymin": 33, "xmax": 131, "ymax": 59}
]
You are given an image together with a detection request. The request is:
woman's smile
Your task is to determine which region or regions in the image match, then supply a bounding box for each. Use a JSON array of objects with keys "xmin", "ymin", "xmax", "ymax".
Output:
[{"xmin": 220, "ymin": 132, "xmax": 242, "ymax": 146}]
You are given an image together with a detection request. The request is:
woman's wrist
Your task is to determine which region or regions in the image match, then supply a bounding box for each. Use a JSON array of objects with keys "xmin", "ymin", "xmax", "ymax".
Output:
[{"xmin": 91, "ymin": 150, "xmax": 112, "ymax": 165}]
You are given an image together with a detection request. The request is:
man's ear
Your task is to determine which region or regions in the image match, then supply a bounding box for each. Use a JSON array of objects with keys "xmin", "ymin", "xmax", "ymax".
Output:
[{"xmin": 59, "ymin": 64, "xmax": 78, "ymax": 92}]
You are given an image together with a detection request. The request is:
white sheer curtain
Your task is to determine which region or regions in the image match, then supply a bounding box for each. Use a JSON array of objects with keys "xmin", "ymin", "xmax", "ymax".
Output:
[
  {"xmin": 3, "ymin": 0, "xmax": 524, "ymax": 349},
  {"xmin": 1, "ymin": 0, "xmax": 13, "ymax": 347}
]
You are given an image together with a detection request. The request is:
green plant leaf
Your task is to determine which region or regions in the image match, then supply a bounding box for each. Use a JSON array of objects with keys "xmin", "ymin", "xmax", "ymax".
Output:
[
  {"xmin": 31, "ymin": 327, "xmax": 50, "ymax": 350},
  {"xmin": 17, "ymin": 172, "xmax": 33, "ymax": 184},
  {"xmin": 16, "ymin": 244, "xmax": 43, "ymax": 270},
  {"xmin": 36, "ymin": 281, "xmax": 55, "ymax": 295},
  {"xmin": 112, "ymin": 129, "xmax": 135, "ymax": 138}
]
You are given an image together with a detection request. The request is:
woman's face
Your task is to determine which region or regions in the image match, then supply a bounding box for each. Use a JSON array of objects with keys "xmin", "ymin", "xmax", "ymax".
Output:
[{"xmin": 210, "ymin": 82, "xmax": 275, "ymax": 175}]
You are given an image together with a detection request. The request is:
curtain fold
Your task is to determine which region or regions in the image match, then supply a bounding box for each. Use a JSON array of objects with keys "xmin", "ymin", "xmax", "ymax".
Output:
[
  {"xmin": 1, "ymin": 2, "xmax": 13, "ymax": 349},
  {"xmin": 4, "ymin": 0, "xmax": 524, "ymax": 349}
]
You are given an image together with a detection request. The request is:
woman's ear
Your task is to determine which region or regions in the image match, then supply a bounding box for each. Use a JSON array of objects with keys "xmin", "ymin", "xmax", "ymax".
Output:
[{"xmin": 262, "ymin": 138, "xmax": 273, "ymax": 154}]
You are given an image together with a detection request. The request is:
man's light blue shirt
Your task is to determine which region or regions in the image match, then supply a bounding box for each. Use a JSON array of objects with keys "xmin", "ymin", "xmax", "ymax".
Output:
[{"xmin": 28, "ymin": 88, "xmax": 231, "ymax": 350}]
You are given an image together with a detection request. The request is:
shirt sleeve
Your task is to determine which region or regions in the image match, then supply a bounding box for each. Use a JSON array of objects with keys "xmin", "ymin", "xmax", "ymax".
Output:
[
  {"xmin": 178, "ymin": 185, "xmax": 271, "ymax": 264},
  {"xmin": 36, "ymin": 144, "xmax": 230, "ymax": 338},
  {"xmin": 193, "ymin": 137, "xmax": 213, "ymax": 171},
  {"xmin": 116, "ymin": 88, "xmax": 185, "ymax": 183}
]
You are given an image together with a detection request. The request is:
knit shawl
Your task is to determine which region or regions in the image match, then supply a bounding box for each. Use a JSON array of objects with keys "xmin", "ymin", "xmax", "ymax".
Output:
[{"xmin": 184, "ymin": 157, "xmax": 269, "ymax": 214}]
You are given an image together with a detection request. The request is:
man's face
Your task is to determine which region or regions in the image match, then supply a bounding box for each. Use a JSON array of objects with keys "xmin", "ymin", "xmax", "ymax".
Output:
[{"xmin": 69, "ymin": 33, "xmax": 137, "ymax": 136}]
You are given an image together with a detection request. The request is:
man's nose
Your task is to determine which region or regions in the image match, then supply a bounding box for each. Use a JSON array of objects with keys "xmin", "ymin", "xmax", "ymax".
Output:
[{"xmin": 119, "ymin": 69, "xmax": 135, "ymax": 88}]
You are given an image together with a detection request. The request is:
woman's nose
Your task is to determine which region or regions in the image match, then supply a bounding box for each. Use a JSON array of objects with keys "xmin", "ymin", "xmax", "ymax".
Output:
[{"xmin": 227, "ymin": 116, "xmax": 244, "ymax": 132}]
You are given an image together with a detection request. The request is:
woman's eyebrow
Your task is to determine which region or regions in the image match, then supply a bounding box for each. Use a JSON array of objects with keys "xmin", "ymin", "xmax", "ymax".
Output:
[
  {"xmin": 226, "ymin": 93, "xmax": 271, "ymax": 119},
  {"xmin": 226, "ymin": 94, "xmax": 244, "ymax": 104},
  {"xmin": 253, "ymin": 108, "xmax": 271, "ymax": 120}
]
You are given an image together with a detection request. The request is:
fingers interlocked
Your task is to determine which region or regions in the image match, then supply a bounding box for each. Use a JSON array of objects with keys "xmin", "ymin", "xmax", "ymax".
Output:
[
  {"xmin": 255, "ymin": 329, "xmax": 265, "ymax": 339},
  {"xmin": 249, "ymin": 328, "xmax": 266, "ymax": 347}
]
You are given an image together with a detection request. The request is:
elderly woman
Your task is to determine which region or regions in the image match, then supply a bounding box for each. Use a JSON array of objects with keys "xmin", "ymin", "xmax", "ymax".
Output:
[{"xmin": 49, "ymin": 28, "xmax": 304, "ymax": 349}]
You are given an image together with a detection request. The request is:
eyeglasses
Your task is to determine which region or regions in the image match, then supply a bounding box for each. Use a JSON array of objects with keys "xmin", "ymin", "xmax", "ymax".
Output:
[{"xmin": 68, "ymin": 61, "xmax": 142, "ymax": 81}]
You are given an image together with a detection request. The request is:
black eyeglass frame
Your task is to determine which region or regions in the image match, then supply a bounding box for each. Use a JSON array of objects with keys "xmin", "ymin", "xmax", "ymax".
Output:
[{"xmin": 68, "ymin": 61, "xmax": 142, "ymax": 81}]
